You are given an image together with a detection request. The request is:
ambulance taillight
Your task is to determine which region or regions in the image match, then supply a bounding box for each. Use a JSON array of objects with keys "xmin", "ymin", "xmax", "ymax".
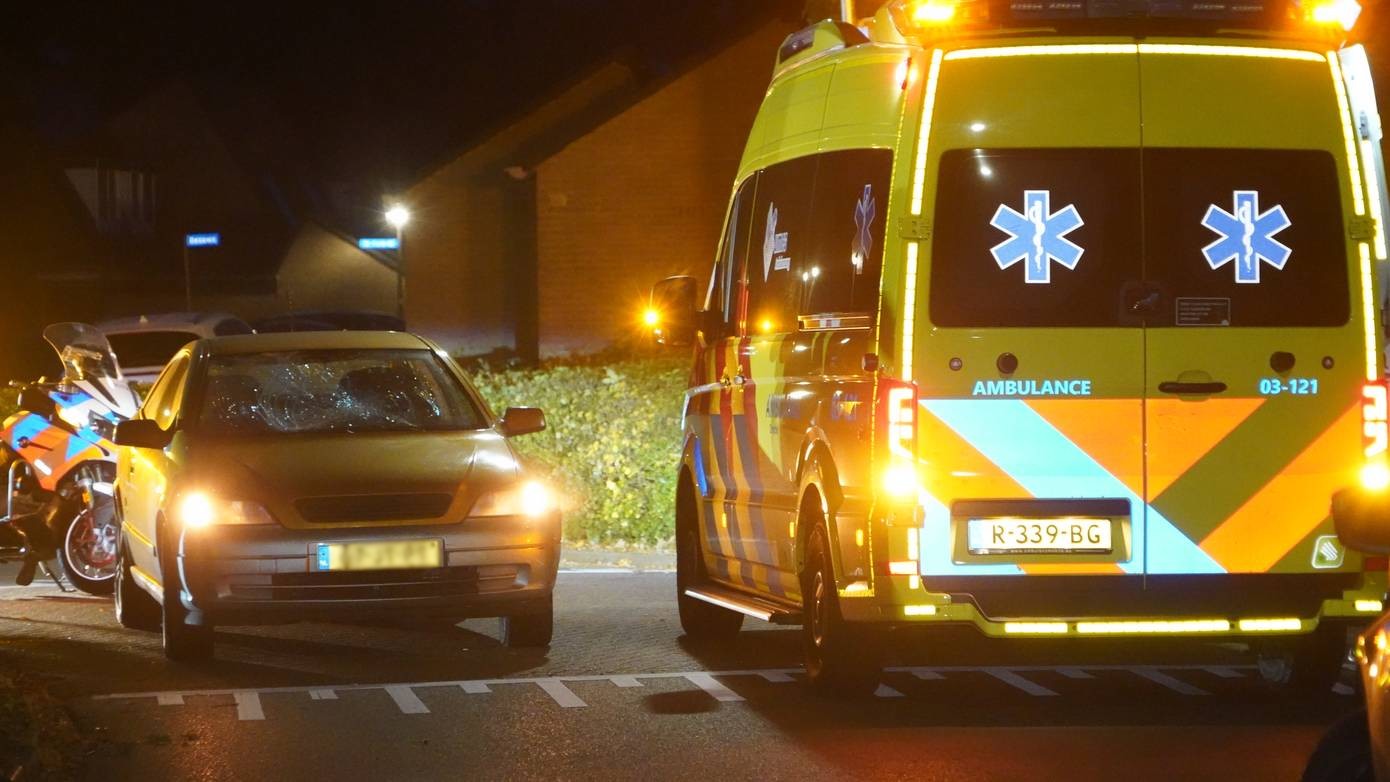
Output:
[
  {"xmin": 1361, "ymin": 382, "xmax": 1390, "ymax": 490},
  {"xmin": 881, "ymin": 381, "xmax": 920, "ymax": 499}
]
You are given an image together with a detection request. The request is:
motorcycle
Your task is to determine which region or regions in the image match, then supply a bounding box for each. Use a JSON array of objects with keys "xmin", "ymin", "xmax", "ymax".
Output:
[{"xmin": 0, "ymin": 323, "xmax": 139, "ymax": 594}]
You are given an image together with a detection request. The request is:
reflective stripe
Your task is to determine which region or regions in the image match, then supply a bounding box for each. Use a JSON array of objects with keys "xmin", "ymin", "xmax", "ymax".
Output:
[{"xmin": 922, "ymin": 399, "xmax": 1225, "ymax": 575}]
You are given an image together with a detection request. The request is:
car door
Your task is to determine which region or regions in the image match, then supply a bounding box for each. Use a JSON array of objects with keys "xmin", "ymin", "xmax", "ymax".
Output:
[
  {"xmin": 121, "ymin": 352, "xmax": 190, "ymax": 576},
  {"xmin": 1139, "ymin": 47, "xmax": 1364, "ymax": 578},
  {"xmin": 914, "ymin": 48, "xmax": 1149, "ymax": 580}
]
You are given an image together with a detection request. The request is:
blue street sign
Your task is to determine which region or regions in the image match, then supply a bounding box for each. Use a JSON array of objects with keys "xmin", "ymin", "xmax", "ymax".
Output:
[
  {"xmin": 185, "ymin": 232, "xmax": 221, "ymax": 248},
  {"xmin": 358, "ymin": 237, "xmax": 401, "ymax": 251}
]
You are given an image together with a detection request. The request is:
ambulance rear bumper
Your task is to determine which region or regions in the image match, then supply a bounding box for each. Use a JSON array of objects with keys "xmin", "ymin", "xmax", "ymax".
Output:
[{"xmin": 837, "ymin": 572, "xmax": 1387, "ymax": 639}]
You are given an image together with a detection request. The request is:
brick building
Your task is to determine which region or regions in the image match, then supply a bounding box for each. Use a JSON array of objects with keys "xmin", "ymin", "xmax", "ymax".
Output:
[{"xmin": 404, "ymin": 20, "xmax": 795, "ymax": 359}]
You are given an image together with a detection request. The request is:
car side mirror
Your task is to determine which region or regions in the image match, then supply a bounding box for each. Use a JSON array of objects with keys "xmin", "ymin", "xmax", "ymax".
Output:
[
  {"xmin": 648, "ymin": 276, "xmax": 700, "ymax": 347},
  {"xmin": 114, "ymin": 419, "xmax": 173, "ymax": 450},
  {"xmin": 1333, "ymin": 487, "xmax": 1390, "ymax": 555},
  {"xmin": 498, "ymin": 407, "xmax": 546, "ymax": 437}
]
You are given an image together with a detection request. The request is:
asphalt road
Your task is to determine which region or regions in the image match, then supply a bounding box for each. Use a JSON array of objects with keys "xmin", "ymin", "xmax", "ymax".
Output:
[{"xmin": 0, "ymin": 563, "xmax": 1366, "ymax": 781}]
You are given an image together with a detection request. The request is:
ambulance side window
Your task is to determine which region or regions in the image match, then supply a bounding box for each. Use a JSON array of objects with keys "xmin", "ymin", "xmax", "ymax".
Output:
[
  {"xmin": 745, "ymin": 155, "xmax": 819, "ymax": 335},
  {"xmin": 711, "ymin": 176, "xmax": 758, "ymax": 338},
  {"xmin": 801, "ymin": 148, "xmax": 893, "ymax": 318}
]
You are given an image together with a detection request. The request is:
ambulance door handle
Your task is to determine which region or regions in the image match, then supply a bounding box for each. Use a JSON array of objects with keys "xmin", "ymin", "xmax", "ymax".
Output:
[
  {"xmin": 1158, "ymin": 381, "xmax": 1227, "ymax": 395},
  {"xmin": 732, "ymin": 374, "xmax": 747, "ymax": 386}
]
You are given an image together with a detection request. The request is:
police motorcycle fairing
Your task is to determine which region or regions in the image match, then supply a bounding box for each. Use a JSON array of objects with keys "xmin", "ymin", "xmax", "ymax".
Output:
[{"xmin": 0, "ymin": 323, "xmax": 139, "ymax": 594}]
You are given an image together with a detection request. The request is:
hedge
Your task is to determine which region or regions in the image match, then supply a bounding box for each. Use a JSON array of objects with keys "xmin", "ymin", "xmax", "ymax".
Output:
[
  {"xmin": 466, "ymin": 353, "xmax": 688, "ymax": 548},
  {"xmin": 0, "ymin": 356, "xmax": 690, "ymax": 548}
]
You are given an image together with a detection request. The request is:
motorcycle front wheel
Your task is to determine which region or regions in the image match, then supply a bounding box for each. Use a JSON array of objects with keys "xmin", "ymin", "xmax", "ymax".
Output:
[{"xmin": 58, "ymin": 472, "xmax": 119, "ymax": 595}]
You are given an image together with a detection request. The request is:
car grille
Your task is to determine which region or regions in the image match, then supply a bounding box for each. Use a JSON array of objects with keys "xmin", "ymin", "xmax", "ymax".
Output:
[
  {"xmin": 226, "ymin": 565, "xmax": 523, "ymax": 602},
  {"xmin": 295, "ymin": 493, "xmax": 453, "ymax": 523}
]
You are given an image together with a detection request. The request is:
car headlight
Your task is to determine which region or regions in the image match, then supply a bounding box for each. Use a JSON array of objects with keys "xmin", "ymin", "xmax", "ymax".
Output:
[
  {"xmin": 176, "ymin": 492, "xmax": 276, "ymax": 528},
  {"xmin": 470, "ymin": 481, "xmax": 553, "ymax": 519}
]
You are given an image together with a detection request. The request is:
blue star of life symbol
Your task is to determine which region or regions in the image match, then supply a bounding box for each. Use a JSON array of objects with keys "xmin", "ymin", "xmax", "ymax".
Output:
[
  {"xmin": 851, "ymin": 184, "xmax": 875, "ymax": 274},
  {"xmin": 1201, "ymin": 190, "xmax": 1292, "ymax": 284},
  {"xmin": 990, "ymin": 190, "xmax": 1085, "ymax": 284}
]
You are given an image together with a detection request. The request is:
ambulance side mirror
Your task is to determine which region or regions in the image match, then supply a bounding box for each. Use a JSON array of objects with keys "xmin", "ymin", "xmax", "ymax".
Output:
[
  {"xmin": 648, "ymin": 276, "xmax": 699, "ymax": 347},
  {"xmin": 1333, "ymin": 488, "xmax": 1390, "ymax": 555}
]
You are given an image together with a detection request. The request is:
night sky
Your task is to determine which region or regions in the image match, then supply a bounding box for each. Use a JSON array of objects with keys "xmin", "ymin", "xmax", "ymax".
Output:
[{"xmin": 0, "ymin": 0, "xmax": 796, "ymax": 226}]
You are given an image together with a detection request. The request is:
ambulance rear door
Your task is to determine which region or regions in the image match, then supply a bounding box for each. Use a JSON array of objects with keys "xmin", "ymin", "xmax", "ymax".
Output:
[
  {"xmin": 1137, "ymin": 44, "xmax": 1366, "ymax": 581},
  {"xmin": 916, "ymin": 46, "xmax": 1151, "ymax": 583}
]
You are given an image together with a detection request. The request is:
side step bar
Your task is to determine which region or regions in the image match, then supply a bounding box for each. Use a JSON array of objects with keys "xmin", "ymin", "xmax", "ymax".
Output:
[{"xmin": 685, "ymin": 584, "xmax": 803, "ymax": 625}]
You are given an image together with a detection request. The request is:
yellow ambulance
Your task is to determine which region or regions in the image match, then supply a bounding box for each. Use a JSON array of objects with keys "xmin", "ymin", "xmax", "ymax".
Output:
[{"xmin": 650, "ymin": 0, "xmax": 1390, "ymax": 694}]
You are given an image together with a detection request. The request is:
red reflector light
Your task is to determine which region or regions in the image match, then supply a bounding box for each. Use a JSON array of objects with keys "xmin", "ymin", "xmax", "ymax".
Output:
[
  {"xmin": 1363, "ymin": 382, "xmax": 1389, "ymax": 458},
  {"xmin": 1365, "ymin": 556, "xmax": 1388, "ymax": 572}
]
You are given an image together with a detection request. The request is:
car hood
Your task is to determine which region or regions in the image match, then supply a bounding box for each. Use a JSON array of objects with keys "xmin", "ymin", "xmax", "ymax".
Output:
[{"xmin": 182, "ymin": 429, "xmax": 521, "ymax": 528}]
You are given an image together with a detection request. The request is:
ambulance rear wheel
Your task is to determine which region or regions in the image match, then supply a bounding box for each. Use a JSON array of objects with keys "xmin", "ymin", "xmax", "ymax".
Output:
[
  {"xmin": 802, "ymin": 525, "xmax": 882, "ymax": 697},
  {"xmin": 675, "ymin": 478, "xmax": 742, "ymax": 640},
  {"xmin": 1256, "ymin": 624, "xmax": 1351, "ymax": 695}
]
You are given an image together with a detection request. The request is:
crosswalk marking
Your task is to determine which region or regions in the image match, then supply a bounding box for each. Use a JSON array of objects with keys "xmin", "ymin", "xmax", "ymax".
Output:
[
  {"xmin": 94, "ymin": 663, "xmax": 1306, "ymax": 722},
  {"xmin": 234, "ymin": 691, "xmax": 264, "ymax": 721},
  {"xmin": 386, "ymin": 686, "xmax": 430, "ymax": 714},
  {"xmin": 685, "ymin": 673, "xmax": 743, "ymax": 703},
  {"xmin": 1134, "ymin": 667, "xmax": 1208, "ymax": 696},
  {"xmin": 538, "ymin": 679, "xmax": 587, "ymax": 708},
  {"xmin": 986, "ymin": 669, "xmax": 1058, "ymax": 697}
]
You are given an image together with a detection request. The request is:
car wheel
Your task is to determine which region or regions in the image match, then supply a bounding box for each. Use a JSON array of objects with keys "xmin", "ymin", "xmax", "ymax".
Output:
[
  {"xmin": 1301, "ymin": 710, "xmax": 1375, "ymax": 782},
  {"xmin": 802, "ymin": 524, "xmax": 882, "ymax": 697},
  {"xmin": 1256, "ymin": 624, "xmax": 1351, "ymax": 695},
  {"xmin": 500, "ymin": 596, "xmax": 553, "ymax": 648},
  {"xmin": 114, "ymin": 538, "xmax": 160, "ymax": 632},
  {"xmin": 675, "ymin": 478, "xmax": 742, "ymax": 640},
  {"xmin": 161, "ymin": 546, "xmax": 214, "ymax": 662}
]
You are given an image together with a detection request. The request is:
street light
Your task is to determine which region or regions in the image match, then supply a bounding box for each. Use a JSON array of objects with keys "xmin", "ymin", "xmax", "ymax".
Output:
[
  {"xmin": 385, "ymin": 204, "xmax": 411, "ymax": 322},
  {"xmin": 385, "ymin": 205, "xmax": 410, "ymax": 230}
]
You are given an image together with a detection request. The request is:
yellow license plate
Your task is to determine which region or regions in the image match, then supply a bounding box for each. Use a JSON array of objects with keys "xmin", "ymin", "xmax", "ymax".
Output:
[{"xmin": 316, "ymin": 539, "xmax": 442, "ymax": 572}]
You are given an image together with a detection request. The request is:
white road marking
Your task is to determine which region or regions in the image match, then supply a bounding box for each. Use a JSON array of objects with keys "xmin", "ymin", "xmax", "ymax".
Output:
[
  {"xmin": 1203, "ymin": 667, "xmax": 1244, "ymax": 679},
  {"xmin": 94, "ymin": 663, "xmax": 1277, "ymax": 721},
  {"xmin": 684, "ymin": 673, "xmax": 743, "ymax": 703},
  {"xmin": 234, "ymin": 691, "xmax": 264, "ymax": 721},
  {"xmin": 537, "ymin": 679, "xmax": 586, "ymax": 708},
  {"xmin": 386, "ymin": 686, "xmax": 430, "ymax": 714},
  {"xmin": 1333, "ymin": 683, "xmax": 1355, "ymax": 696},
  {"xmin": 875, "ymin": 684, "xmax": 905, "ymax": 698},
  {"xmin": 1134, "ymin": 667, "xmax": 1207, "ymax": 696},
  {"xmin": 986, "ymin": 669, "xmax": 1058, "ymax": 697}
]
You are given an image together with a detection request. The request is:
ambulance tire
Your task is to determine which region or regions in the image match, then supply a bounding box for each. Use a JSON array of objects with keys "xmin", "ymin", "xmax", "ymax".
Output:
[
  {"xmin": 802, "ymin": 525, "xmax": 883, "ymax": 698},
  {"xmin": 1257, "ymin": 624, "xmax": 1351, "ymax": 695},
  {"xmin": 675, "ymin": 478, "xmax": 743, "ymax": 640}
]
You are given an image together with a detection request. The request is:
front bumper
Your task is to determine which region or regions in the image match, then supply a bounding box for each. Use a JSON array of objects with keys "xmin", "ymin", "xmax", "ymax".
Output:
[
  {"xmin": 835, "ymin": 572, "xmax": 1388, "ymax": 639},
  {"xmin": 175, "ymin": 513, "xmax": 560, "ymax": 626}
]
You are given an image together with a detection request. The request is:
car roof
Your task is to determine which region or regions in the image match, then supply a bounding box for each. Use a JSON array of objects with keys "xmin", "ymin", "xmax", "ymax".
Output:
[
  {"xmin": 97, "ymin": 312, "xmax": 242, "ymax": 333},
  {"xmin": 194, "ymin": 330, "xmax": 433, "ymax": 356}
]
